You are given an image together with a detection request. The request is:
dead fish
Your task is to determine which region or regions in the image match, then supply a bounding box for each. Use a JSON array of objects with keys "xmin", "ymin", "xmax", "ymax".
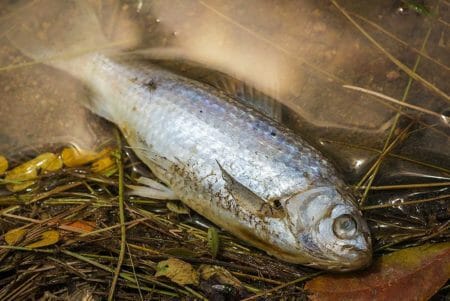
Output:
[{"xmin": 7, "ymin": 1, "xmax": 372, "ymax": 271}]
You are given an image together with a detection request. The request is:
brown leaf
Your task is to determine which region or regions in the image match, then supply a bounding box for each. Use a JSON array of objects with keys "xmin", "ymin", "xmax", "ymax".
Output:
[
  {"xmin": 63, "ymin": 220, "xmax": 96, "ymax": 233},
  {"xmin": 305, "ymin": 243, "xmax": 450, "ymax": 301},
  {"xmin": 198, "ymin": 265, "xmax": 243, "ymax": 288}
]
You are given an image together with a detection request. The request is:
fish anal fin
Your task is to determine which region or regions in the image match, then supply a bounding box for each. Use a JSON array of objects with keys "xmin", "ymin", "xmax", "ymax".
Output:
[{"xmin": 127, "ymin": 176, "xmax": 178, "ymax": 200}]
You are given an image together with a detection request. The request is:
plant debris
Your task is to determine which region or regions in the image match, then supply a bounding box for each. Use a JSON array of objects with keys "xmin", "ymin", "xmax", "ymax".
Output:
[{"xmin": 0, "ymin": 142, "xmax": 447, "ymax": 300}]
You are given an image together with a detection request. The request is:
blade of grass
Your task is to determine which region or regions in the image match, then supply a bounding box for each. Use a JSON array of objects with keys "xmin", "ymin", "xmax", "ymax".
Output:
[
  {"xmin": 358, "ymin": 122, "xmax": 415, "ymax": 205},
  {"xmin": 242, "ymin": 272, "xmax": 321, "ymax": 301},
  {"xmin": 126, "ymin": 243, "xmax": 144, "ymax": 301},
  {"xmin": 0, "ymin": 182, "xmax": 83, "ymax": 215},
  {"xmin": 358, "ymin": 182, "xmax": 450, "ymax": 191},
  {"xmin": 362, "ymin": 193, "xmax": 450, "ymax": 210},
  {"xmin": 354, "ymin": 2, "xmax": 437, "ymax": 205},
  {"xmin": 322, "ymin": 139, "xmax": 450, "ymax": 175},
  {"xmin": 348, "ymin": 11, "xmax": 450, "ymax": 72},
  {"xmin": 343, "ymin": 85, "xmax": 448, "ymax": 124},
  {"xmin": 62, "ymin": 250, "xmax": 181, "ymax": 297},
  {"xmin": 108, "ymin": 133, "xmax": 126, "ymax": 301}
]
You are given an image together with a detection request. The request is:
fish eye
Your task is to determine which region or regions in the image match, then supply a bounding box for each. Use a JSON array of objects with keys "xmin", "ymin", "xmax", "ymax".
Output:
[{"xmin": 333, "ymin": 214, "xmax": 357, "ymax": 239}]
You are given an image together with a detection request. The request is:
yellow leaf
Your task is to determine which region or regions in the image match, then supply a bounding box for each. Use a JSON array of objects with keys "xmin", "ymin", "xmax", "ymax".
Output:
[
  {"xmin": 0, "ymin": 155, "xmax": 8, "ymax": 174},
  {"xmin": 155, "ymin": 258, "xmax": 199, "ymax": 286},
  {"xmin": 40, "ymin": 153, "xmax": 63, "ymax": 172},
  {"xmin": 4, "ymin": 152, "xmax": 63, "ymax": 191},
  {"xmin": 5, "ymin": 228, "xmax": 26, "ymax": 245},
  {"xmin": 6, "ymin": 180, "xmax": 35, "ymax": 192},
  {"xmin": 5, "ymin": 162, "xmax": 38, "ymax": 192},
  {"xmin": 91, "ymin": 156, "xmax": 115, "ymax": 173},
  {"xmin": 31, "ymin": 153, "xmax": 59, "ymax": 170},
  {"xmin": 62, "ymin": 147, "xmax": 111, "ymax": 167},
  {"xmin": 26, "ymin": 230, "xmax": 60, "ymax": 248}
]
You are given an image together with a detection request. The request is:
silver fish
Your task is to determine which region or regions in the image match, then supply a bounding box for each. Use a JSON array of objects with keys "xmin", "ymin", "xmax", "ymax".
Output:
[
  {"xmin": 5, "ymin": 0, "xmax": 372, "ymax": 270},
  {"xmin": 54, "ymin": 53, "xmax": 371, "ymax": 271}
]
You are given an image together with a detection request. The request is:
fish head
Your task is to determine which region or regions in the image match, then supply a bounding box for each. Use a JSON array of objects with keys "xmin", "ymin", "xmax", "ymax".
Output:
[{"xmin": 283, "ymin": 186, "xmax": 372, "ymax": 271}]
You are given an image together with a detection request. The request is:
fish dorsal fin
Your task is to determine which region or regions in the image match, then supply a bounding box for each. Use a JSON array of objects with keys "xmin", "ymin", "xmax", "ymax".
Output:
[
  {"xmin": 121, "ymin": 53, "xmax": 284, "ymax": 122},
  {"xmin": 216, "ymin": 161, "xmax": 285, "ymax": 219},
  {"xmin": 206, "ymin": 76, "xmax": 283, "ymax": 122}
]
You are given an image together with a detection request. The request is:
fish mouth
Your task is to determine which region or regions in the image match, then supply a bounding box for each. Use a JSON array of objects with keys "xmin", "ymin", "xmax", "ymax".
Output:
[
  {"xmin": 301, "ymin": 248, "xmax": 372, "ymax": 272},
  {"xmin": 297, "ymin": 231, "xmax": 372, "ymax": 271},
  {"xmin": 335, "ymin": 248, "xmax": 372, "ymax": 271}
]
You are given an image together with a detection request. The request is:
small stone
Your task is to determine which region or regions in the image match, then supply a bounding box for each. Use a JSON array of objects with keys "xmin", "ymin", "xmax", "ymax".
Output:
[
  {"xmin": 386, "ymin": 70, "xmax": 400, "ymax": 81},
  {"xmin": 312, "ymin": 22, "xmax": 327, "ymax": 33}
]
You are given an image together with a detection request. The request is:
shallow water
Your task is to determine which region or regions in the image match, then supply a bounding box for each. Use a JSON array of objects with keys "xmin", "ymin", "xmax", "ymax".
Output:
[{"xmin": 0, "ymin": 0, "xmax": 449, "ymax": 246}]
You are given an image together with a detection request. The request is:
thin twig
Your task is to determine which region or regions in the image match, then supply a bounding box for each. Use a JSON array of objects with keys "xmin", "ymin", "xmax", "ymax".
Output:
[
  {"xmin": 348, "ymin": 12, "xmax": 450, "ymax": 72},
  {"xmin": 358, "ymin": 181, "xmax": 450, "ymax": 191},
  {"xmin": 362, "ymin": 193, "xmax": 450, "ymax": 210},
  {"xmin": 242, "ymin": 272, "xmax": 321, "ymax": 301},
  {"xmin": 108, "ymin": 134, "xmax": 127, "ymax": 301},
  {"xmin": 343, "ymin": 85, "xmax": 448, "ymax": 124}
]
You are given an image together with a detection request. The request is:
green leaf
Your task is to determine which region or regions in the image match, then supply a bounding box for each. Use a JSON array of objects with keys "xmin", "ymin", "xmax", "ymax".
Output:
[{"xmin": 207, "ymin": 227, "xmax": 219, "ymax": 258}]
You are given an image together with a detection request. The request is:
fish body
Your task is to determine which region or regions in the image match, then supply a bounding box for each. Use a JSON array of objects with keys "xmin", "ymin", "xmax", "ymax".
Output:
[
  {"xmin": 4, "ymin": 0, "xmax": 371, "ymax": 270},
  {"xmin": 64, "ymin": 53, "xmax": 371, "ymax": 271}
]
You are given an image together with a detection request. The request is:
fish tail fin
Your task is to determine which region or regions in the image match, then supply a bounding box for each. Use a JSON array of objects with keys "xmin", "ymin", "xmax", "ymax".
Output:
[
  {"xmin": 4, "ymin": 0, "xmax": 140, "ymax": 122},
  {"xmin": 5, "ymin": 0, "xmax": 140, "ymax": 71}
]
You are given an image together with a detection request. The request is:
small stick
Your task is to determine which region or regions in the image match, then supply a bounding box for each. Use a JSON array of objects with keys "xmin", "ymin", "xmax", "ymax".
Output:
[{"xmin": 109, "ymin": 133, "xmax": 127, "ymax": 301}]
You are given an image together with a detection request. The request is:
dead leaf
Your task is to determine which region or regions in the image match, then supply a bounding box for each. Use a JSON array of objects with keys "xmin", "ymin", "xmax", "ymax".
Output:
[
  {"xmin": 0, "ymin": 155, "xmax": 8, "ymax": 174},
  {"xmin": 63, "ymin": 220, "xmax": 96, "ymax": 233},
  {"xmin": 26, "ymin": 230, "xmax": 60, "ymax": 248},
  {"xmin": 91, "ymin": 156, "xmax": 115, "ymax": 173},
  {"xmin": 40, "ymin": 153, "xmax": 63, "ymax": 172},
  {"xmin": 198, "ymin": 265, "xmax": 243, "ymax": 288},
  {"xmin": 5, "ymin": 162, "xmax": 38, "ymax": 192},
  {"xmin": 305, "ymin": 243, "xmax": 450, "ymax": 301},
  {"xmin": 61, "ymin": 147, "xmax": 111, "ymax": 167},
  {"xmin": 5, "ymin": 228, "xmax": 26, "ymax": 245},
  {"xmin": 155, "ymin": 257, "xmax": 199, "ymax": 286},
  {"xmin": 4, "ymin": 152, "xmax": 63, "ymax": 191}
]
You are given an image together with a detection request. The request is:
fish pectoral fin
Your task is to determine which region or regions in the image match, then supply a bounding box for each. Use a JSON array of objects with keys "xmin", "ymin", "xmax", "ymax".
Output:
[
  {"xmin": 216, "ymin": 161, "xmax": 283, "ymax": 219},
  {"xmin": 126, "ymin": 176, "xmax": 178, "ymax": 200}
]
